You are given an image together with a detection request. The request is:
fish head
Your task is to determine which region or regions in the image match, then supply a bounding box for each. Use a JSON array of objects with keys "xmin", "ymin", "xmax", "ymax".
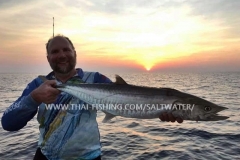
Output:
[{"xmin": 184, "ymin": 97, "xmax": 229, "ymax": 121}]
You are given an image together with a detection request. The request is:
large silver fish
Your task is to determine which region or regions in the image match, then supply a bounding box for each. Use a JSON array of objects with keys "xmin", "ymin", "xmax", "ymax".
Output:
[{"xmin": 40, "ymin": 75, "xmax": 228, "ymax": 123}]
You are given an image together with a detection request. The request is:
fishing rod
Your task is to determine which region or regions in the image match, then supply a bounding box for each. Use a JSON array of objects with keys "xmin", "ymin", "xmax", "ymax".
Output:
[{"xmin": 53, "ymin": 17, "xmax": 54, "ymax": 37}]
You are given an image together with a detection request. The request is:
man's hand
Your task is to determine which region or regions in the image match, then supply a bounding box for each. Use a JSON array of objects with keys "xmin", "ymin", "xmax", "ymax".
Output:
[
  {"xmin": 159, "ymin": 112, "xmax": 183, "ymax": 123},
  {"xmin": 31, "ymin": 80, "xmax": 61, "ymax": 104}
]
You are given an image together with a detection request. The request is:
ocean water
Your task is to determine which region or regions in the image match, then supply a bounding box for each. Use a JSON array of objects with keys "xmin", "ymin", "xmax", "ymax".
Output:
[{"xmin": 0, "ymin": 72, "xmax": 239, "ymax": 160}]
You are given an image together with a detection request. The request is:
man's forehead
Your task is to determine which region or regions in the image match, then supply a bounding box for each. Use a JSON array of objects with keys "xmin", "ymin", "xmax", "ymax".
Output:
[{"xmin": 48, "ymin": 36, "xmax": 71, "ymax": 48}]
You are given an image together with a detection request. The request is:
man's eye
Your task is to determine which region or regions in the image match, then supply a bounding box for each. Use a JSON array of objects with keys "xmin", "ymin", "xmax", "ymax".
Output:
[
  {"xmin": 51, "ymin": 50, "xmax": 58, "ymax": 54},
  {"xmin": 63, "ymin": 48, "xmax": 70, "ymax": 52}
]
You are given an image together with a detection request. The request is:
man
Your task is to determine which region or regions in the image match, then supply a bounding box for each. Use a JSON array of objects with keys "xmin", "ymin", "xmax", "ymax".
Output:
[{"xmin": 1, "ymin": 35, "xmax": 182, "ymax": 160}]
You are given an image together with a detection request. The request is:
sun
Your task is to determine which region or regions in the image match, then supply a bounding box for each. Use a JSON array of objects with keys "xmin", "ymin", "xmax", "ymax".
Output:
[{"xmin": 145, "ymin": 66, "xmax": 151, "ymax": 71}]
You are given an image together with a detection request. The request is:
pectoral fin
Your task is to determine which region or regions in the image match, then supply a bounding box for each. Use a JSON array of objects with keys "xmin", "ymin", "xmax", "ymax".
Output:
[{"xmin": 102, "ymin": 112, "xmax": 116, "ymax": 123}]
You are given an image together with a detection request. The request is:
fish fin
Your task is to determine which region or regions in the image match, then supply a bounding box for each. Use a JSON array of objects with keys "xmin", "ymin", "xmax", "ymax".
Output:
[
  {"xmin": 115, "ymin": 75, "xmax": 128, "ymax": 84},
  {"xmin": 102, "ymin": 112, "xmax": 116, "ymax": 123},
  {"xmin": 38, "ymin": 75, "xmax": 47, "ymax": 82}
]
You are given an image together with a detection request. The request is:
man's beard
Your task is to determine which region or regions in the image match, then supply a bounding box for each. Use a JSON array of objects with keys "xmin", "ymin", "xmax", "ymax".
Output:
[{"xmin": 50, "ymin": 58, "xmax": 76, "ymax": 74}]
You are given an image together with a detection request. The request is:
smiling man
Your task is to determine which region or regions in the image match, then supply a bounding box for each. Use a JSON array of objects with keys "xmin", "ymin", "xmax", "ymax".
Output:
[{"xmin": 1, "ymin": 35, "xmax": 182, "ymax": 160}]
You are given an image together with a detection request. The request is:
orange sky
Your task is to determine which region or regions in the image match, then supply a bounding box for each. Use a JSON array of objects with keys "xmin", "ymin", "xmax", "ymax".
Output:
[{"xmin": 0, "ymin": 0, "xmax": 240, "ymax": 73}]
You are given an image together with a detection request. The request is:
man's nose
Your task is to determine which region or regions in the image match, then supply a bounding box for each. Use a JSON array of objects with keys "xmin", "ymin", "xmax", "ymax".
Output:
[{"xmin": 58, "ymin": 50, "xmax": 67, "ymax": 57}]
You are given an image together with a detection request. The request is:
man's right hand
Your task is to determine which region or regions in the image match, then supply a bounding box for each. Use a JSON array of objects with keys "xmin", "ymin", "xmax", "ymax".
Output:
[{"xmin": 31, "ymin": 80, "xmax": 61, "ymax": 104}]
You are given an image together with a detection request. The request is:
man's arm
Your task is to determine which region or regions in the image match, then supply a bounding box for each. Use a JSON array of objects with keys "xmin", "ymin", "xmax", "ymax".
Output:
[
  {"xmin": 1, "ymin": 78, "xmax": 42, "ymax": 131},
  {"xmin": 1, "ymin": 77, "xmax": 60, "ymax": 131}
]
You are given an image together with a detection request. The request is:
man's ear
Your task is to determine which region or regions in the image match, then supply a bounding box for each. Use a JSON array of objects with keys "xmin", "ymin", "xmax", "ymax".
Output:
[
  {"xmin": 47, "ymin": 54, "xmax": 50, "ymax": 62},
  {"xmin": 74, "ymin": 50, "xmax": 77, "ymax": 57}
]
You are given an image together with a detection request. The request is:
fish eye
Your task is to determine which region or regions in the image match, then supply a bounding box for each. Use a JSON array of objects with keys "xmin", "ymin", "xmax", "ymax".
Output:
[{"xmin": 204, "ymin": 106, "xmax": 211, "ymax": 111}]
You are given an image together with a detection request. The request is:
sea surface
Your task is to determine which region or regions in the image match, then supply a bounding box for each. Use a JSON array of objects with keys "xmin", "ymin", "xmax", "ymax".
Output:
[{"xmin": 0, "ymin": 72, "xmax": 239, "ymax": 160}]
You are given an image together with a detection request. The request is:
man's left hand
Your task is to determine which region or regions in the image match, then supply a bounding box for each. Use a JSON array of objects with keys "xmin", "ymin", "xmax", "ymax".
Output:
[{"xmin": 159, "ymin": 112, "xmax": 183, "ymax": 123}]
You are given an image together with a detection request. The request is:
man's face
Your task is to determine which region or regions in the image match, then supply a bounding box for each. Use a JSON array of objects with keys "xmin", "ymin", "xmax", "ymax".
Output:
[{"xmin": 47, "ymin": 37, "xmax": 76, "ymax": 74}]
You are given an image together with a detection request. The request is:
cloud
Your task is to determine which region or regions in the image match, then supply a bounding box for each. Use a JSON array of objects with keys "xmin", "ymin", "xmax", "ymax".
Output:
[
  {"xmin": 0, "ymin": 0, "xmax": 33, "ymax": 8},
  {"xmin": 188, "ymin": 0, "xmax": 240, "ymax": 17},
  {"xmin": 62, "ymin": 0, "xmax": 163, "ymax": 15},
  {"xmin": 152, "ymin": 49, "xmax": 240, "ymax": 72},
  {"xmin": 0, "ymin": 0, "xmax": 239, "ymax": 73}
]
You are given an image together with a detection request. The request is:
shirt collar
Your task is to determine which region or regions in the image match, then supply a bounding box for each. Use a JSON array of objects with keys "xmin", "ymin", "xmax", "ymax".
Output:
[{"xmin": 45, "ymin": 68, "xmax": 84, "ymax": 80}]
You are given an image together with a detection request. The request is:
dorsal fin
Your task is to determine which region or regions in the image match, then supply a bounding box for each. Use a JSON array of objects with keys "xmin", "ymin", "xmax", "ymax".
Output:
[
  {"xmin": 115, "ymin": 75, "xmax": 128, "ymax": 84},
  {"xmin": 38, "ymin": 75, "xmax": 47, "ymax": 82}
]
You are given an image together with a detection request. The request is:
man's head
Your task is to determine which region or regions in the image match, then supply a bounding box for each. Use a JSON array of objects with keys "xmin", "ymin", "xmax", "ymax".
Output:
[{"xmin": 46, "ymin": 35, "xmax": 76, "ymax": 74}]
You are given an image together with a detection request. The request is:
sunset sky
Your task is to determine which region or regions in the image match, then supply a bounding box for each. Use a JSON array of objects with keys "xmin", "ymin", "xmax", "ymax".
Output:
[{"xmin": 0, "ymin": 0, "xmax": 239, "ymax": 74}]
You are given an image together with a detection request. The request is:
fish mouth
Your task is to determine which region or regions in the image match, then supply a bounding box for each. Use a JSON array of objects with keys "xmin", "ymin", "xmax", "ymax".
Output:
[
  {"xmin": 202, "ymin": 114, "xmax": 229, "ymax": 121},
  {"xmin": 199, "ymin": 106, "xmax": 229, "ymax": 121},
  {"xmin": 196, "ymin": 106, "xmax": 229, "ymax": 121}
]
